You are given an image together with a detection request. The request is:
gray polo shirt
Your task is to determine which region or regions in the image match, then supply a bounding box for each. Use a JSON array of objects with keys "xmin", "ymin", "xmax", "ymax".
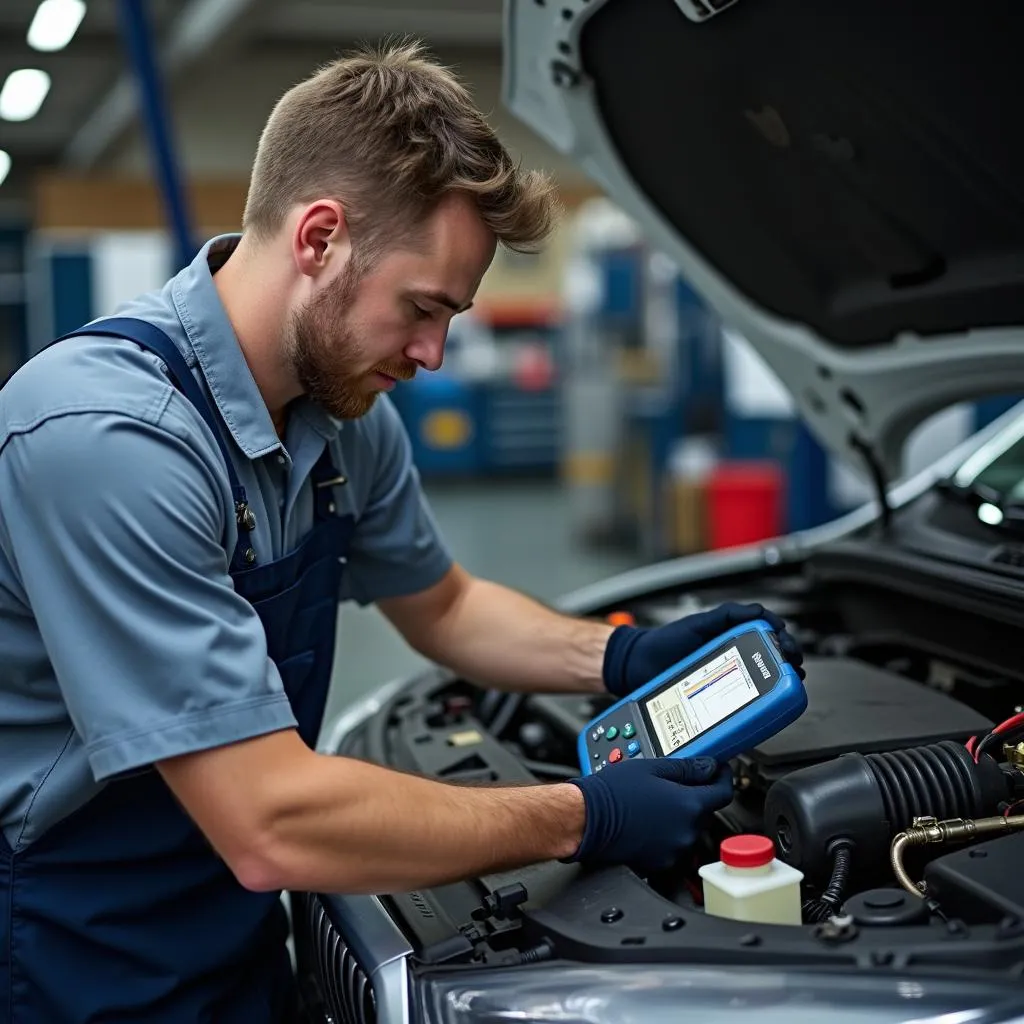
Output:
[{"xmin": 0, "ymin": 234, "xmax": 452, "ymax": 850}]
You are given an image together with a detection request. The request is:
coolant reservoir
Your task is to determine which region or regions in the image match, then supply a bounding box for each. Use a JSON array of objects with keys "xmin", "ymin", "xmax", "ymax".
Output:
[{"xmin": 698, "ymin": 835, "xmax": 804, "ymax": 925}]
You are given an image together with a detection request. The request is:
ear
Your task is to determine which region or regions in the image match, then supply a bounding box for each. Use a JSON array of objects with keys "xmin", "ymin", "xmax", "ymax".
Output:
[{"xmin": 292, "ymin": 200, "xmax": 352, "ymax": 279}]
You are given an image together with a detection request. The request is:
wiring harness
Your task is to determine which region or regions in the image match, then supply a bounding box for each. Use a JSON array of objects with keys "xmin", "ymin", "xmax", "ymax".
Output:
[{"xmin": 966, "ymin": 709, "xmax": 1024, "ymax": 763}]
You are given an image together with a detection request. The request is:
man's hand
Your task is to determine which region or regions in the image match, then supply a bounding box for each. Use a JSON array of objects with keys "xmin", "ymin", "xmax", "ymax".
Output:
[
  {"xmin": 602, "ymin": 602, "xmax": 804, "ymax": 699},
  {"xmin": 566, "ymin": 756, "xmax": 734, "ymax": 873}
]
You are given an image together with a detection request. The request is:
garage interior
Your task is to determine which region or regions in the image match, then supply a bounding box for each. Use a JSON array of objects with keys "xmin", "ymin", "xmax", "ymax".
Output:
[
  {"xmin": 0, "ymin": 0, "xmax": 1011, "ymax": 725},
  {"xmin": 7, "ymin": 3, "xmax": 1024, "ymax": 1021},
  {"xmin": 0, "ymin": 0, "xmax": 653, "ymax": 722}
]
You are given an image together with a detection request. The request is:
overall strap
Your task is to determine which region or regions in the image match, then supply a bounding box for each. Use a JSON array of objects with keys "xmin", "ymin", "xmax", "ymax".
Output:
[
  {"xmin": 55, "ymin": 317, "xmax": 255, "ymax": 570},
  {"xmin": 309, "ymin": 446, "xmax": 347, "ymax": 522}
]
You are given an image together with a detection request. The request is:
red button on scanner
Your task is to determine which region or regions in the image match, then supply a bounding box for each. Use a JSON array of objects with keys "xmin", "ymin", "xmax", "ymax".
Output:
[
  {"xmin": 720, "ymin": 834, "xmax": 775, "ymax": 869},
  {"xmin": 608, "ymin": 747, "xmax": 623, "ymax": 764}
]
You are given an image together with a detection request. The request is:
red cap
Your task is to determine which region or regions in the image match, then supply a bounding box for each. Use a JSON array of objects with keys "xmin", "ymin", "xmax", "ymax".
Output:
[{"xmin": 720, "ymin": 835, "xmax": 775, "ymax": 868}]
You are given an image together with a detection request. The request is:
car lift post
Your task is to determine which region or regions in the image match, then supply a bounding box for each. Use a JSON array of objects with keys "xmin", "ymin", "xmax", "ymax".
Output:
[{"xmin": 116, "ymin": 0, "xmax": 196, "ymax": 271}]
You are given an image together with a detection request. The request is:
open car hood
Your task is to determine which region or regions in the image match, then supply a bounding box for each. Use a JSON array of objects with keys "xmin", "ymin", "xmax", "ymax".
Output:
[{"xmin": 502, "ymin": 0, "xmax": 1024, "ymax": 481}]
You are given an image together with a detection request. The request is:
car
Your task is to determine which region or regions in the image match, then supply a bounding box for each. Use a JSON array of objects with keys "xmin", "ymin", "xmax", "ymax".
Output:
[{"xmin": 290, "ymin": 2, "xmax": 1024, "ymax": 1021}]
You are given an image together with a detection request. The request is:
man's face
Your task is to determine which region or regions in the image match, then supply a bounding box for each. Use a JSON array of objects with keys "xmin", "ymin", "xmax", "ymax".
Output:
[{"xmin": 287, "ymin": 193, "xmax": 496, "ymax": 419}]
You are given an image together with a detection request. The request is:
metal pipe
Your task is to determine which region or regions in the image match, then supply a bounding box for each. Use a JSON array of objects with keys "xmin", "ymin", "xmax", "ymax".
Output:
[
  {"xmin": 890, "ymin": 832, "xmax": 922, "ymax": 897},
  {"xmin": 890, "ymin": 813, "xmax": 1024, "ymax": 899},
  {"xmin": 116, "ymin": 0, "xmax": 196, "ymax": 271}
]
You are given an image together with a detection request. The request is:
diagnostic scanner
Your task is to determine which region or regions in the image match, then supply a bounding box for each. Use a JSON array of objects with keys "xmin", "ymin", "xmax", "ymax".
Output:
[{"xmin": 578, "ymin": 619, "xmax": 807, "ymax": 774}]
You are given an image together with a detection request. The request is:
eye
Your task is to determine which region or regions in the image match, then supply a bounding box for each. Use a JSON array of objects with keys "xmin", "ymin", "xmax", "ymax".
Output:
[{"xmin": 410, "ymin": 302, "xmax": 432, "ymax": 321}]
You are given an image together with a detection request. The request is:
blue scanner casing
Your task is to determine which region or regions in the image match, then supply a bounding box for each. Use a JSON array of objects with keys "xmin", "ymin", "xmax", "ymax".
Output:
[{"xmin": 578, "ymin": 619, "xmax": 807, "ymax": 775}]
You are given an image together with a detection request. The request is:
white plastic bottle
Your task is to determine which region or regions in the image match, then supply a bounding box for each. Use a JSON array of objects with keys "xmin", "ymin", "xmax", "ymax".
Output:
[{"xmin": 698, "ymin": 835, "xmax": 804, "ymax": 925}]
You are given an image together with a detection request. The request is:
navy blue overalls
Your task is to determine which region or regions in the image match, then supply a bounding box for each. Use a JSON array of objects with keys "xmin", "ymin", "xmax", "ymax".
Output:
[{"xmin": 0, "ymin": 318, "xmax": 354, "ymax": 1023}]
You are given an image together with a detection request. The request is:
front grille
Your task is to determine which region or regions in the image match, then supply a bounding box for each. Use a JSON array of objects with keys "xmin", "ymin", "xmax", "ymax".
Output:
[{"xmin": 305, "ymin": 894, "xmax": 377, "ymax": 1024}]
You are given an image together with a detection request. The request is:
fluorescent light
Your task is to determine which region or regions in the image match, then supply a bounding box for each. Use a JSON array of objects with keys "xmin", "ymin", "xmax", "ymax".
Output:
[
  {"xmin": 0, "ymin": 151, "xmax": 10, "ymax": 187},
  {"xmin": 0, "ymin": 69, "xmax": 51, "ymax": 122},
  {"xmin": 28, "ymin": 0, "xmax": 87, "ymax": 53},
  {"xmin": 978, "ymin": 502, "xmax": 1004, "ymax": 527}
]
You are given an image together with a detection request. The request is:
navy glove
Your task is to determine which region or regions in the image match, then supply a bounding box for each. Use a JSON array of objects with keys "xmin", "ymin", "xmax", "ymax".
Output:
[
  {"xmin": 603, "ymin": 601, "xmax": 804, "ymax": 699},
  {"xmin": 566, "ymin": 756, "xmax": 734, "ymax": 873}
]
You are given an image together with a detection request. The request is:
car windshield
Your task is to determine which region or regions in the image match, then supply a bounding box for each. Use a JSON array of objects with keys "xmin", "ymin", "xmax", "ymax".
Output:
[{"xmin": 952, "ymin": 411, "xmax": 1024, "ymax": 503}]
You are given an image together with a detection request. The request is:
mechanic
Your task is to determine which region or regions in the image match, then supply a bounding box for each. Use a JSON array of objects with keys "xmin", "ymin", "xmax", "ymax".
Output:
[{"xmin": 0, "ymin": 40, "xmax": 803, "ymax": 1024}]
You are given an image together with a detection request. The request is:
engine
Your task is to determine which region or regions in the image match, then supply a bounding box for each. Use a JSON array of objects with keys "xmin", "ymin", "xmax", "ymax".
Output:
[
  {"xmin": 305, "ymin": 552, "xmax": 1024, "ymax": 1024},
  {"xmin": 297, "ymin": 538, "xmax": 1024, "ymax": 1022},
  {"xmin": 477, "ymin": 567, "xmax": 1024, "ymax": 932}
]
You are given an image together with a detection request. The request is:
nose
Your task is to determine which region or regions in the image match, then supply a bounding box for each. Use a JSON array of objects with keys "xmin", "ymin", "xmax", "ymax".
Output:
[{"xmin": 405, "ymin": 326, "xmax": 448, "ymax": 373}]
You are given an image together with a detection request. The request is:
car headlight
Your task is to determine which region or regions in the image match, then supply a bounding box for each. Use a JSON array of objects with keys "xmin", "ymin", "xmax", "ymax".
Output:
[{"xmin": 416, "ymin": 964, "xmax": 1024, "ymax": 1024}]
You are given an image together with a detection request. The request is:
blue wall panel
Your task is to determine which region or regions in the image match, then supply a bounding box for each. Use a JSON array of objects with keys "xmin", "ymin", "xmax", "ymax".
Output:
[{"xmin": 49, "ymin": 252, "xmax": 93, "ymax": 339}]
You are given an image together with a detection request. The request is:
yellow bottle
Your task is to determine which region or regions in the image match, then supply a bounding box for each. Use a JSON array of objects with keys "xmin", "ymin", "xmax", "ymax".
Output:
[{"xmin": 698, "ymin": 835, "xmax": 804, "ymax": 926}]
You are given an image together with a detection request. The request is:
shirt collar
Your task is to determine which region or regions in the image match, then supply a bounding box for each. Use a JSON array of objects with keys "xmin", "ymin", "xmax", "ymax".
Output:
[{"xmin": 170, "ymin": 234, "xmax": 340, "ymax": 458}]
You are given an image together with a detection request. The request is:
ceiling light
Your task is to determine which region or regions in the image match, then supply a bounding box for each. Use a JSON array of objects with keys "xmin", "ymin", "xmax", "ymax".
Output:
[
  {"xmin": 978, "ymin": 502, "xmax": 1004, "ymax": 527},
  {"xmin": 28, "ymin": 0, "xmax": 87, "ymax": 52},
  {"xmin": 0, "ymin": 69, "xmax": 51, "ymax": 122},
  {"xmin": 0, "ymin": 151, "xmax": 10, "ymax": 188}
]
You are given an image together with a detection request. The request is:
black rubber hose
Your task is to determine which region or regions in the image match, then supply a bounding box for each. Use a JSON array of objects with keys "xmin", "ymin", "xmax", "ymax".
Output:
[
  {"xmin": 765, "ymin": 739, "xmax": 1011, "ymax": 885},
  {"xmin": 864, "ymin": 741, "xmax": 982, "ymax": 825},
  {"xmin": 802, "ymin": 843, "xmax": 853, "ymax": 924},
  {"xmin": 517, "ymin": 941, "xmax": 554, "ymax": 964},
  {"xmin": 820, "ymin": 843, "xmax": 853, "ymax": 909}
]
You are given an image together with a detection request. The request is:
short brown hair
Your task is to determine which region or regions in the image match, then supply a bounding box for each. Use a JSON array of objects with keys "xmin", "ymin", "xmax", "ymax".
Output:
[{"xmin": 243, "ymin": 38, "xmax": 559, "ymax": 262}]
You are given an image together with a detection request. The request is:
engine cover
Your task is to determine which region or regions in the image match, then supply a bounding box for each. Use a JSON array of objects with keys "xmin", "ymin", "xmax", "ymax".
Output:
[
  {"xmin": 925, "ymin": 832, "xmax": 1024, "ymax": 925},
  {"xmin": 740, "ymin": 655, "xmax": 993, "ymax": 781}
]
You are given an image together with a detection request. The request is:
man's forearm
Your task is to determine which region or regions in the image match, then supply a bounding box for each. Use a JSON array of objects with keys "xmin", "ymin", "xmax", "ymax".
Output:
[
  {"xmin": 411, "ymin": 577, "xmax": 615, "ymax": 694},
  {"xmin": 259, "ymin": 748, "xmax": 586, "ymax": 893},
  {"xmin": 160, "ymin": 730, "xmax": 586, "ymax": 896}
]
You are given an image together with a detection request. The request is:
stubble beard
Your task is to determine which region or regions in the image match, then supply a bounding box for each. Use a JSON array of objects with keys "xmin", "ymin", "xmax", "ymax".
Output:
[{"xmin": 287, "ymin": 262, "xmax": 414, "ymax": 420}]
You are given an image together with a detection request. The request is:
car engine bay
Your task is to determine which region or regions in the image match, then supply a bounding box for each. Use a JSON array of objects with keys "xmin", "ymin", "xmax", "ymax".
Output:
[{"xmin": 295, "ymin": 516, "xmax": 1024, "ymax": 1020}]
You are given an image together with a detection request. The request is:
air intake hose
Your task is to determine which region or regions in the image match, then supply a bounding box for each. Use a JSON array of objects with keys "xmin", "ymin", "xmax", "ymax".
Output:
[{"xmin": 763, "ymin": 740, "xmax": 1011, "ymax": 885}]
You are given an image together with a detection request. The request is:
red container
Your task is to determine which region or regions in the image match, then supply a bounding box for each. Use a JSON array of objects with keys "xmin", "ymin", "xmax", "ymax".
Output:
[{"xmin": 706, "ymin": 462, "xmax": 785, "ymax": 550}]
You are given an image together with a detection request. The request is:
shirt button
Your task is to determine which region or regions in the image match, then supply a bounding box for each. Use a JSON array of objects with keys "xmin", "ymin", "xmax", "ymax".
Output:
[
  {"xmin": 244, "ymin": 547, "xmax": 256, "ymax": 564},
  {"xmin": 277, "ymin": 454, "xmax": 286, "ymax": 465}
]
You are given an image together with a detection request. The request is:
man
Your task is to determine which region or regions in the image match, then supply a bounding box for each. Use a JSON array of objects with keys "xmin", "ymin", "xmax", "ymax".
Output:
[{"xmin": 0, "ymin": 40, "xmax": 803, "ymax": 1023}]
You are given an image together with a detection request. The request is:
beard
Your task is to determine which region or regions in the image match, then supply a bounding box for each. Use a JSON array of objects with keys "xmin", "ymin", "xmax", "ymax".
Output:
[{"xmin": 286, "ymin": 261, "xmax": 416, "ymax": 420}]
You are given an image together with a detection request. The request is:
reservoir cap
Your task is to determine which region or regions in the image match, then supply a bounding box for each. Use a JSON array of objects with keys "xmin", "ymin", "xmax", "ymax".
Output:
[{"xmin": 721, "ymin": 835, "xmax": 775, "ymax": 868}]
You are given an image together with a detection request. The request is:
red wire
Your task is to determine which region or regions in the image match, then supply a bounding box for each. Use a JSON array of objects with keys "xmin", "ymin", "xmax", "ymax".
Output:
[
  {"xmin": 970, "ymin": 711, "xmax": 1024, "ymax": 763},
  {"xmin": 1003, "ymin": 799, "xmax": 1024, "ymax": 819},
  {"xmin": 993, "ymin": 711, "xmax": 1024, "ymax": 736}
]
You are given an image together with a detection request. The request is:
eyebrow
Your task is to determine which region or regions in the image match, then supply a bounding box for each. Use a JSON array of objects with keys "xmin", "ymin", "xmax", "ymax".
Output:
[{"xmin": 415, "ymin": 289, "xmax": 474, "ymax": 314}]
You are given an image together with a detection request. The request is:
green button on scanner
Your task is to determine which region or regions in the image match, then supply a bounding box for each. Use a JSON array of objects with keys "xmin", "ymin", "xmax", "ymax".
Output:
[
  {"xmin": 622, "ymin": 722, "xmax": 636, "ymax": 739},
  {"xmin": 605, "ymin": 726, "xmax": 618, "ymax": 741}
]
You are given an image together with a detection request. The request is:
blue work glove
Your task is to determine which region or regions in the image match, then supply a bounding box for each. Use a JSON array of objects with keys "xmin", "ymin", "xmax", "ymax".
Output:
[
  {"xmin": 602, "ymin": 601, "xmax": 804, "ymax": 699},
  {"xmin": 566, "ymin": 756, "xmax": 734, "ymax": 873}
]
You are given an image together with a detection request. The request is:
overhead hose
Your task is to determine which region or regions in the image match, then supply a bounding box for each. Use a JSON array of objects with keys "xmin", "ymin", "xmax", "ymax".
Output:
[{"xmin": 802, "ymin": 842, "xmax": 853, "ymax": 924}]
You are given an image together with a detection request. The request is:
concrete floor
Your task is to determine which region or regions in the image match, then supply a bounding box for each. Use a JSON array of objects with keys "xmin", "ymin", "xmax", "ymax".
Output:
[{"xmin": 323, "ymin": 478, "xmax": 642, "ymax": 725}]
